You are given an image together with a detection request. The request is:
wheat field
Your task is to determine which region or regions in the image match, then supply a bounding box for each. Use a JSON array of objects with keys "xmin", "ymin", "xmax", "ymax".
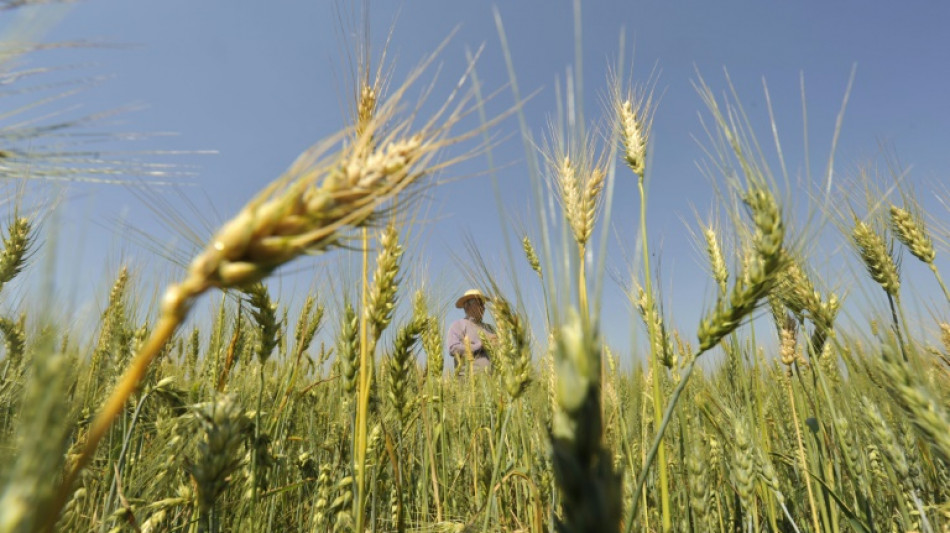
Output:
[{"xmin": 0, "ymin": 2, "xmax": 949, "ymax": 533}]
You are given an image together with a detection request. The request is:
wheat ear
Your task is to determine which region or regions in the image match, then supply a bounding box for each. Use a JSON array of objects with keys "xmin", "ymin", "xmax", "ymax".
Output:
[
  {"xmin": 550, "ymin": 152, "xmax": 606, "ymax": 249},
  {"xmin": 890, "ymin": 204, "xmax": 950, "ymax": 304},
  {"xmin": 339, "ymin": 302, "xmax": 361, "ymax": 396},
  {"xmin": 492, "ymin": 296, "xmax": 532, "ymax": 400},
  {"xmin": 0, "ymin": 216, "xmax": 33, "ymax": 295},
  {"xmin": 698, "ymin": 185, "xmax": 786, "ymax": 351},
  {"xmin": 703, "ymin": 226, "xmax": 729, "ymax": 296},
  {"xmin": 879, "ymin": 345, "xmax": 950, "ymax": 462},
  {"xmin": 51, "ymin": 96, "xmax": 463, "ymax": 526},
  {"xmin": 852, "ymin": 219, "xmax": 900, "ymax": 297},
  {"xmin": 521, "ymin": 235, "xmax": 542, "ymax": 279},
  {"xmin": 889, "ymin": 205, "xmax": 935, "ymax": 264},
  {"xmin": 188, "ymin": 395, "xmax": 250, "ymax": 531},
  {"xmin": 611, "ymin": 75, "xmax": 655, "ymax": 182}
]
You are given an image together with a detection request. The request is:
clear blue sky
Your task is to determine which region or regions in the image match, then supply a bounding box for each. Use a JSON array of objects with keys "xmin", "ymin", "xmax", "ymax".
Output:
[{"xmin": 8, "ymin": 1, "xmax": 950, "ymax": 361}]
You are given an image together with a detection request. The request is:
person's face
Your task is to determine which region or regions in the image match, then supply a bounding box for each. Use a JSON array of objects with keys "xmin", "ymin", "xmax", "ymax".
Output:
[{"xmin": 466, "ymin": 298, "xmax": 485, "ymax": 321}]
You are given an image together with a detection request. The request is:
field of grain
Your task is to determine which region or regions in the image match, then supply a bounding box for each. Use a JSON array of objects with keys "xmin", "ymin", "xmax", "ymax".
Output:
[{"xmin": 1, "ymin": 2, "xmax": 949, "ymax": 532}]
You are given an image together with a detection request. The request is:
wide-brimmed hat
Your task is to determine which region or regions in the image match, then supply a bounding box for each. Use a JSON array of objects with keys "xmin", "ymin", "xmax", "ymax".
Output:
[{"xmin": 455, "ymin": 289, "xmax": 487, "ymax": 309}]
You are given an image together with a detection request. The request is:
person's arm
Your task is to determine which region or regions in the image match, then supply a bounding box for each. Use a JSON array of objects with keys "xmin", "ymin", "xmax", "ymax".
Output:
[{"xmin": 446, "ymin": 320, "xmax": 465, "ymax": 357}]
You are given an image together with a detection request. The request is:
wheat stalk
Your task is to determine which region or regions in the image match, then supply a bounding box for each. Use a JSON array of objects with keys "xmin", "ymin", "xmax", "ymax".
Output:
[
  {"xmin": 550, "ymin": 310, "xmax": 621, "ymax": 533},
  {"xmin": 627, "ymin": 88, "xmax": 788, "ymax": 531},
  {"xmin": 617, "ymin": 69, "xmax": 673, "ymax": 529},
  {"xmin": 543, "ymin": 123, "xmax": 608, "ymax": 318}
]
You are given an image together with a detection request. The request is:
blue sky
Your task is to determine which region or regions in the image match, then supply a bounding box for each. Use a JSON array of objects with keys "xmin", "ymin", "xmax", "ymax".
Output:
[{"xmin": 7, "ymin": 1, "xmax": 950, "ymax": 362}]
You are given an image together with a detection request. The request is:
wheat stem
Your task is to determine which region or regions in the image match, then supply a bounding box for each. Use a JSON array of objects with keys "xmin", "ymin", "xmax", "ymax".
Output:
[
  {"xmin": 786, "ymin": 370, "xmax": 823, "ymax": 533},
  {"xmin": 929, "ymin": 263, "xmax": 950, "ymax": 307},
  {"xmin": 626, "ymin": 350, "xmax": 702, "ymax": 532},
  {"xmin": 354, "ymin": 227, "xmax": 371, "ymax": 533},
  {"xmin": 50, "ymin": 312, "xmax": 180, "ymax": 533},
  {"xmin": 636, "ymin": 175, "xmax": 672, "ymax": 532},
  {"xmin": 480, "ymin": 403, "xmax": 514, "ymax": 531},
  {"xmin": 887, "ymin": 294, "xmax": 909, "ymax": 363},
  {"xmin": 100, "ymin": 380, "xmax": 171, "ymax": 532},
  {"xmin": 578, "ymin": 242, "xmax": 588, "ymax": 319}
]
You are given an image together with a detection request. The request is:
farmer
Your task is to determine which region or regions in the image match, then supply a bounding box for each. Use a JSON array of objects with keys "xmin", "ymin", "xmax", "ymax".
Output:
[{"xmin": 447, "ymin": 289, "xmax": 496, "ymax": 375}]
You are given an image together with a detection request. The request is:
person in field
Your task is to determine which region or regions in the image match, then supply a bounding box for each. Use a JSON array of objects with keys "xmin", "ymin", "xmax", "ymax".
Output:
[{"xmin": 447, "ymin": 289, "xmax": 496, "ymax": 375}]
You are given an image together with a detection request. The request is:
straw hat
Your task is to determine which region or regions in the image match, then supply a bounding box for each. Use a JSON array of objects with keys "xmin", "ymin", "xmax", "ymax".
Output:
[{"xmin": 455, "ymin": 289, "xmax": 487, "ymax": 309}]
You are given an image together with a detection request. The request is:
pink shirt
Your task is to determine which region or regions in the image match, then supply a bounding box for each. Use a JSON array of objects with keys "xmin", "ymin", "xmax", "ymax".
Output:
[{"xmin": 446, "ymin": 316, "xmax": 495, "ymax": 363}]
